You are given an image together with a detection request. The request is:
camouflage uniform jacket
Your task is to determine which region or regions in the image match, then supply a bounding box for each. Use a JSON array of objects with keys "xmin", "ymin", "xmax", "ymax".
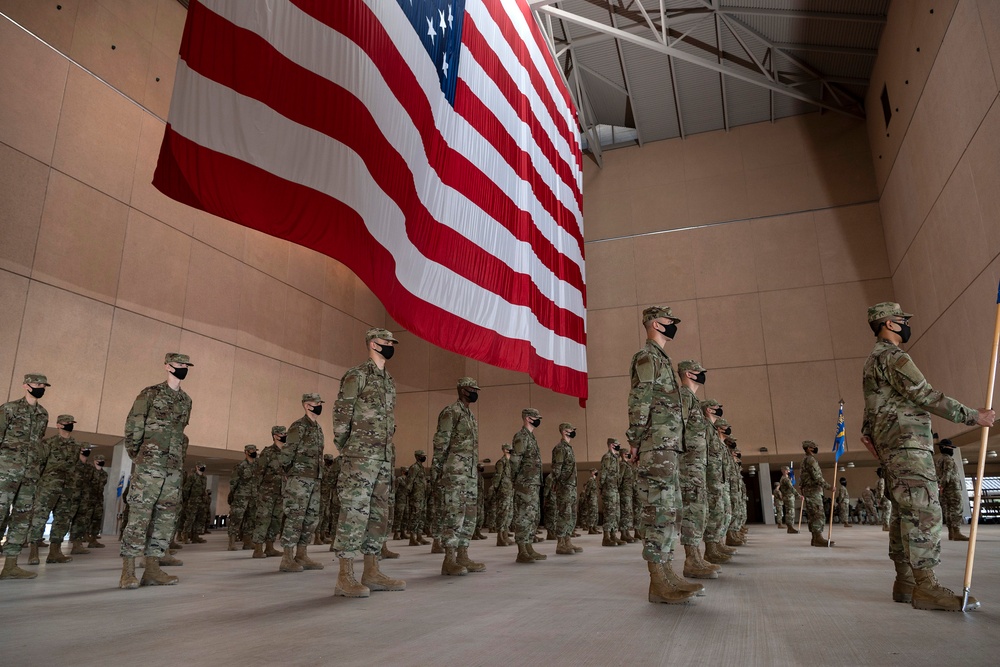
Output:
[
  {"xmin": 492, "ymin": 456, "xmax": 512, "ymax": 493},
  {"xmin": 280, "ymin": 415, "xmax": 324, "ymax": 479},
  {"xmin": 72, "ymin": 459, "xmax": 95, "ymax": 502},
  {"xmin": 256, "ymin": 444, "xmax": 283, "ymax": 492},
  {"xmin": 875, "ymin": 477, "xmax": 886, "ymax": 500},
  {"xmin": 406, "ymin": 462, "xmax": 426, "ymax": 501},
  {"xmin": 37, "ymin": 434, "xmax": 80, "ymax": 484},
  {"xmin": 182, "ymin": 472, "xmax": 207, "ymax": 504},
  {"xmin": 679, "ymin": 386, "xmax": 709, "ymax": 464},
  {"xmin": 92, "ymin": 466, "xmax": 109, "ymax": 500},
  {"xmin": 551, "ymin": 440, "xmax": 577, "ymax": 492},
  {"xmin": 778, "ymin": 476, "xmax": 795, "ymax": 499},
  {"xmin": 862, "ymin": 339, "xmax": 977, "ymax": 456},
  {"xmin": 835, "ymin": 486, "xmax": 849, "ymax": 504},
  {"xmin": 334, "ymin": 359, "xmax": 396, "ymax": 462},
  {"xmin": 599, "ymin": 450, "xmax": 620, "ymax": 493},
  {"xmin": 619, "ymin": 459, "xmax": 634, "ymax": 496},
  {"xmin": 800, "ymin": 454, "xmax": 829, "ymax": 492},
  {"xmin": 510, "ymin": 427, "xmax": 541, "ymax": 491},
  {"xmin": 862, "ymin": 487, "xmax": 876, "ymax": 505},
  {"xmin": 706, "ymin": 426, "xmax": 728, "ymax": 482},
  {"xmin": 230, "ymin": 459, "xmax": 258, "ymax": 499},
  {"xmin": 124, "ymin": 382, "xmax": 191, "ymax": 470},
  {"xmin": 626, "ymin": 340, "xmax": 684, "ymax": 452},
  {"xmin": 934, "ymin": 452, "xmax": 964, "ymax": 500},
  {"xmin": 0, "ymin": 397, "xmax": 49, "ymax": 472},
  {"xmin": 432, "ymin": 401, "xmax": 479, "ymax": 476}
]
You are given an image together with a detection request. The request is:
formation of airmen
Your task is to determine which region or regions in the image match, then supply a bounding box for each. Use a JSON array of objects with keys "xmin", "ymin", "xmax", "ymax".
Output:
[{"xmin": 0, "ymin": 301, "xmax": 994, "ymax": 612}]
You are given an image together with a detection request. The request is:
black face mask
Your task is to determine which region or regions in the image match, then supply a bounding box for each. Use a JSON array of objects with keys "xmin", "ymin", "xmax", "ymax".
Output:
[
  {"xmin": 567, "ymin": 431, "xmax": 576, "ymax": 439},
  {"xmin": 940, "ymin": 448, "xmax": 954, "ymax": 457},
  {"xmin": 658, "ymin": 322, "xmax": 678, "ymax": 339},
  {"xmin": 529, "ymin": 418, "xmax": 541, "ymax": 428},
  {"xmin": 28, "ymin": 387, "xmax": 45, "ymax": 399},
  {"xmin": 465, "ymin": 391, "xmax": 479, "ymax": 403},
  {"xmin": 723, "ymin": 428, "xmax": 732, "ymax": 436},
  {"xmin": 97, "ymin": 462, "xmax": 105, "ymax": 468},
  {"xmin": 613, "ymin": 445, "xmax": 621, "ymax": 452},
  {"xmin": 249, "ymin": 452, "xmax": 258, "ymax": 459},
  {"xmin": 692, "ymin": 372, "xmax": 706, "ymax": 385},
  {"xmin": 897, "ymin": 322, "xmax": 911, "ymax": 344},
  {"xmin": 325, "ymin": 460, "xmax": 333, "ymax": 466},
  {"xmin": 62, "ymin": 423, "xmax": 74, "ymax": 433},
  {"xmin": 417, "ymin": 456, "xmax": 426, "ymax": 463},
  {"xmin": 169, "ymin": 366, "xmax": 189, "ymax": 380},
  {"xmin": 712, "ymin": 408, "xmax": 723, "ymax": 418},
  {"xmin": 278, "ymin": 436, "xmax": 287, "ymax": 443},
  {"xmin": 308, "ymin": 404, "xmax": 323, "ymax": 416},
  {"xmin": 198, "ymin": 467, "xmax": 206, "ymax": 473},
  {"xmin": 810, "ymin": 447, "xmax": 818, "ymax": 455},
  {"xmin": 478, "ymin": 466, "xmax": 484, "ymax": 473},
  {"xmin": 82, "ymin": 449, "xmax": 91, "ymax": 457},
  {"xmin": 375, "ymin": 343, "xmax": 395, "ymax": 360}
]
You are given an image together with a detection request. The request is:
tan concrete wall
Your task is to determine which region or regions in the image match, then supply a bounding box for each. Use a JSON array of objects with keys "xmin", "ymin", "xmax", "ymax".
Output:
[{"xmin": 0, "ymin": 1, "xmax": 386, "ymax": 459}]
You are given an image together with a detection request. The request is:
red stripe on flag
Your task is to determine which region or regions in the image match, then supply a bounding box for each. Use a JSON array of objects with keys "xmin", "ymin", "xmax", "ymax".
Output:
[
  {"xmin": 179, "ymin": 1, "xmax": 586, "ymax": 343},
  {"xmin": 154, "ymin": 127, "xmax": 588, "ymax": 401}
]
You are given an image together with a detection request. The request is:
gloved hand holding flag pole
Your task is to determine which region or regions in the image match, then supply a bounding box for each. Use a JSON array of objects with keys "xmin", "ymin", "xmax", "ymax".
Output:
[{"xmin": 827, "ymin": 400, "xmax": 846, "ymax": 546}]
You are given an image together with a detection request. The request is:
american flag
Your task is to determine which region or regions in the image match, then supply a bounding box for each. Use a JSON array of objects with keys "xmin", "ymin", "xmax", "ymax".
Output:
[{"xmin": 152, "ymin": 0, "xmax": 588, "ymax": 401}]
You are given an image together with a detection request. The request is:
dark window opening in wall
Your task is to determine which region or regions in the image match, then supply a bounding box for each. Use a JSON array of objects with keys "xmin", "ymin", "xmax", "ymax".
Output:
[{"xmin": 880, "ymin": 84, "xmax": 892, "ymax": 128}]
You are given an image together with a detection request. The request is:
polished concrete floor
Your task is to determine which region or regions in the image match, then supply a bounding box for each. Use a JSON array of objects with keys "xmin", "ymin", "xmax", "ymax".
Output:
[{"xmin": 2, "ymin": 525, "xmax": 1000, "ymax": 666}]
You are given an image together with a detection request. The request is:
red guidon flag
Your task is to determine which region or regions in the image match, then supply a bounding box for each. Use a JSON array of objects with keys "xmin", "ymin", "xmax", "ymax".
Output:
[{"xmin": 153, "ymin": 0, "xmax": 587, "ymax": 403}]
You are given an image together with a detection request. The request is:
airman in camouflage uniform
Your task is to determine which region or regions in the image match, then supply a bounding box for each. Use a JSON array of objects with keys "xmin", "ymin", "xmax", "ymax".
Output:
[
  {"xmin": 778, "ymin": 467, "xmax": 798, "ymax": 533},
  {"xmin": 69, "ymin": 447, "xmax": 96, "ymax": 555},
  {"xmin": 228, "ymin": 445, "xmax": 258, "ymax": 550},
  {"xmin": 0, "ymin": 373, "xmax": 50, "ymax": 580},
  {"xmin": 934, "ymin": 439, "xmax": 968, "ymax": 541},
  {"xmin": 861, "ymin": 302, "xmax": 993, "ymax": 611},
  {"xmin": 727, "ymin": 442, "xmax": 747, "ymax": 546},
  {"xmin": 27, "ymin": 414, "xmax": 80, "ymax": 565},
  {"xmin": 579, "ymin": 469, "xmax": 599, "ymax": 534},
  {"xmin": 628, "ymin": 307, "xmax": 702, "ymax": 604},
  {"xmin": 325, "ymin": 454, "xmax": 342, "ymax": 549},
  {"xmin": 332, "ymin": 328, "xmax": 405, "ymax": 597},
  {"xmin": 87, "ymin": 455, "xmax": 109, "ymax": 547},
  {"xmin": 861, "ymin": 486, "xmax": 878, "ymax": 525},
  {"xmin": 317, "ymin": 454, "xmax": 338, "ymax": 545},
  {"xmin": 277, "ymin": 394, "xmax": 326, "ymax": 573},
  {"xmin": 676, "ymin": 360, "xmax": 718, "ymax": 579},
  {"xmin": 251, "ymin": 426, "xmax": 287, "ymax": 558},
  {"xmin": 492, "ymin": 443, "xmax": 514, "ymax": 546},
  {"xmin": 599, "ymin": 438, "xmax": 623, "ymax": 546},
  {"xmin": 551, "ymin": 423, "xmax": 581, "ymax": 555},
  {"xmin": 875, "ymin": 467, "xmax": 890, "ymax": 531},
  {"xmin": 800, "ymin": 440, "xmax": 831, "ymax": 546},
  {"xmin": 391, "ymin": 470, "xmax": 408, "ymax": 541},
  {"xmin": 542, "ymin": 473, "xmax": 556, "ymax": 540},
  {"xmin": 119, "ymin": 354, "xmax": 193, "ymax": 589},
  {"xmin": 773, "ymin": 482, "xmax": 784, "ymax": 526},
  {"xmin": 618, "ymin": 448, "xmax": 636, "ymax": 543},
  {"xmin": 405, "ymin": 450, "xmax": 428, "ymax": 545},
  {"xmin": 836, "ymin": 478, "xmax": 852, "ymax": 527},
  {"xmin": 179, "ymin": 463, "xmax": 208, "ymax": 543},
  {"xmin": 511, "ymin": 408, "xmax": 546, "ymax": 563},
  {"xmin": 432, "ymin": 377, "xmax": 485, "ymax": 575},
  {"xmin": 703, "ymin": 409, "xmax": 735, "ymax": 563}
]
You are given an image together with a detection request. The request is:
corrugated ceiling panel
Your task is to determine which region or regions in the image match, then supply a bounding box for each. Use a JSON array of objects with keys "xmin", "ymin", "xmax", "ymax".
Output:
[
  {"xmin": 734, "ymin": 13, "xmax": 884, "ymax": 50},
  {"xmin": 619, "ymin": 42, "xmax": 681, "ymax": 142},
  {"xmin": 572, "ymin": 39, "xmax": 626, "ymax": 89},
  {"xmin": 722, "ymin": 0, "xmax": 889, "ymax": 18},
  {"xmin": 672, "ymin": 17, "xmax": 726, "ymax": 135},
  {"xmin": 717, "ymin": 17, "xmax": 771, "ymax": 127},
  {"xmin": 580, "ymin": 69, "xmax": 629, "ymax": 127},
  {"xmin": 560, "ymin": 0, "xmax": 613, "ymax": 41}
]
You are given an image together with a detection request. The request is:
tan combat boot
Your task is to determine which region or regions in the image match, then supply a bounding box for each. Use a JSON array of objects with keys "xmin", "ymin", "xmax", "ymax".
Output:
[
  {"xmin": 555, "ymin": 537, "xmax": 575, "ymax": 555},
  {"xmin": 612, "ymin": 531, "xmax": 626, "ymax": 546},
  {"xmin": 70, "ymin": 539, "xmax": 90, "ymax": 555},
  {"xmin": 663, "ymin": 559, "xmax": 705, "ymax": 595},
  {"xmin": 949, "ymin": 525, "xmax": 970, "ymax": 541},
  {"xmin": 810, "ymin": 531, "xmax": 833, "ymax": 547},
  {"xmin": 264, "ymin": 540, "xmax": 282, "ymax": 557},
  {"xmin": 242, "ymin": 538, "xmax": 253, "ymax": 550},
  {"xmin": 417, "ymin": 535, "xmax": 430, "ymax": 546},
  {"xmin": 457, "ymin": 547, "xmax": 485, "ymax": 572},
  {"xmin": 252, "ymin": 543, "xmax": 266, "ymax": 559},
  {"xmin": 227, "ymin": 535, "xmax": 237, "ymax": 551},
  {"xmin": 622, "ymin": 530, "xmax": 636, "ymax": 544},
  {"xmin": 119, "ymin": 557, "xmax": 139, "ymax": 589},
  {"xmin": 294, "ymin": 544, "xmax": 324, "ymax": 570},
  {"xmin": 88, "ymin": 536, "xmax": 105, "ymax": 548},
  {"xmin": 279, "ymin": 546, "xmax": 304, "ymax": 572},
  {"xmin": 141, "ymin": 557, "xmax": 179, "ymax": 586},
  {"xmin": 46, "ymin": 542, "xmax": 72, "ymax": 564},
  {"xmin": 717, "ymin": 541, "xmax": 737, "ymax": 555},
  {"xmin": 496, "ymin": 531, "xmax": 506, "ymax": 547},
  {"xmin": 695, "ymin": 546, "xmax": 721, "ymax": 573},
  {"xmin": 647, "ymin": 562, "xmax": 697, "ymax": 605},
  {"xmin": 169, "ymin": 538, "xmax": 183, "ymax": 550},
  {"xmin": 159, "ymin": 553, "xmax": 183, "ymax": 566},
  {"xmin": 334, "ymin": 558, "xmax": 370, "ymax": 598},
  {"xmin": 786, "ymin": 524, "xmax": 799, "ymax": 534},
  {"xmin": 892, "ymin": 560, "xmax": 916, "ymax": 603},
  {"xmin": 392, "ymin": 530, "xmax": 401, "ymax": 541},
  {"xmin": 726, "ymin": 531, "xmax": 741, "ymax": 546},
  {"xmin": 0, "ymin": 555, "xmax": 37, "ymax": 580},
  {"xmin": 430, "ymin": 538, "xmax": 444, "ymax": 554},
  {"xmin": 703, "ymin": 541, "xmax": 731, "ymax": 565},
  {"xmin": 409, "ymin": 534, "xmax": 420, "ymax": 546},
  {"xmin": 602, "ymin": 530, "xmax": 615, "ymax": 547},
  {"xmin": 28, "ymin": 543, "xmax": 39, "ymax": 565},
  {"xmin": 515, "ymin": 542, "xmax": 535, "ymax": 564},
  {"xmin": 441, "ymin": 547, "xmax": 468, "ymax": 576},
  {"xmin": 567, "ymin": 537, "xmax": 583, "ymax": 553},
  {"xmin": 381, "ymin": 542, "xmax": 400, "ymax": 559},
  {"xmin": 361, "ymin": 553, "xmax": 406, "ymax": 591},
  {"xmin": 683, "ymin": 544, "xmax": 719, "ymax": 579},
  {"xmin": 191, "ymin": 533, "xmax": 206, "ymax": 544},
  {"xmin": 313, "ymin": 532, "xmax": 323, "ymax": 546},
  {"xmin": 588, "ymin": 526, "xmax": 600, "ymax": 535},
  {"xmin": 527, "ymin": 542, "xmax": 547, "ymax": 560},
  {"xmin": 911, "ymin": 568, "xmax": 979, "ymax": 612}
]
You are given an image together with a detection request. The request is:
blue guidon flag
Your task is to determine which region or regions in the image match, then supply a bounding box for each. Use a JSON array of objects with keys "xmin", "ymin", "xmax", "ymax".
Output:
[
  {"xmin": 152, "ymin": 0, "xmax": 587, "ymax": 403},
  {"xmin": 833, "ymin": 400, "xmax": 846, "ymax": 461}
]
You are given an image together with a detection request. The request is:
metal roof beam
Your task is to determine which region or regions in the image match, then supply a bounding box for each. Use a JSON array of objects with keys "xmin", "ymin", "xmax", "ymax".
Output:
[
  {"xmin": 610, "ymin": 3, "xmax": 646, "ymax": 145},
  {"xmin": 717, "ymin": 7, "xmax": 886, "ymax": 24},
  {"xmin": 772, "ymin": 42, "xmax": 878, "ymax": 57}
]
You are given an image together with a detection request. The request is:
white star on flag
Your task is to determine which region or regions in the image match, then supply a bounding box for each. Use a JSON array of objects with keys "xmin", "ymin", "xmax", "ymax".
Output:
[
  {"xmin": 442, "ymin": 52, "xmax": 449, "ymax": 78},
  {"xmin": 439, "ymin": 9, "xmax": 446, "ymax": 34},
  {"xmin": 447, "ymin": 4, "xmax": 453, "ymax": 29},
  {"xmin": 426, "ymin": 15, "xmax": 435, "ymax": 43}
]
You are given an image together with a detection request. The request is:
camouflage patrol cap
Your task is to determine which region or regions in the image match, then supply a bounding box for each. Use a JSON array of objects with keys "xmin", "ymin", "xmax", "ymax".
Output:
[
  {"xmin": 522, "ymin": 408, "xmax": 541, "ymax": 418},
  {"xmin": 196, "ymin": 462, "xmax": 206, "ymax": 468},
  {"xmin": 677, "ymin": 360, "xmax": 706, "ymax": 373},
  {"xmin": 324, "ymin": 453, "xmax": 334, "ymax": 461},
  {"xmin": 867, "ymin": 302, "xmax": 913, "ymax": 323},
  {"xmin": 713, "ymin": 417, "xmax": 731, "ymax": 429},
  {"xmin": 56, "ymin": 414, "xmax": 76, "ymax": 424},
  {"xmin": 23, "ymin": 373, "xmax": 50, "ymax": 386},
  {"xmin": 801, "ymin": 440, "xmax": 817, "ymax": 451},
  {"xmin": 781, "ymin": 465, "xmax": 790, "ymax": 472},
  {"xmin": 559, "ymin": 422, "xmax": 576, "ymax": 432},
  {"xmin": 164, "ymin": 353, "xmax": 193, "ymax": 366},
  {"xmin": 96, "ymin": 455, "xmax": 105, "ymax": 462},
  {"xmin": 457, "ymin": 377, "xmax": 480, "ymax": 390},
  {"xmin": 642, "ymin": 305, "xmax": 681, "ymax": 324},
  {"xmin": 271, "ymin": 425, "xmax": 287, "ymax": 436},
  {"xmin": 726, "ymin": 438, "xmax": 738, "ymax": 448},
  {"xmin": 700, "ymin": 398, "xmax": 720, "ymax": 408},
  {"xmin": 365, "ymin": 327, "xmax": 399, "ymax": 343},
  {"xmin": 301, "ymin": 393, "xmax": 324, "ymax": 403},
  {"xmin": 415, "ymin": 449, "xmax": 426, "ymax": 457},
  {"xmin": 607, "ymin": 437, "xmax": 620, "ymax": 445},
  {"xmin": 501, "ymin": 443, "xmax": 512, "ymax": 452},
  {"xmin": 244, "ymin": 444, "xmax": 257, "ymax": 452}
]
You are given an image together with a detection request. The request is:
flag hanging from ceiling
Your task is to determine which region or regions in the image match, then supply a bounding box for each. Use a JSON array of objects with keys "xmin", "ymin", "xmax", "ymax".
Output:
[{"xmin": 152, "ymin": 0, "xmax": 588, "ymax": 402}]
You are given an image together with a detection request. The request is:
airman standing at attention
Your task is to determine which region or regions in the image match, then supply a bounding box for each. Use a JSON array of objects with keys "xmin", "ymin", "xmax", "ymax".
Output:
[
  {"xmin": 551, "ymin": 423, "xmax": 582, "ymax": 555},
  {"xmin": 778, "ymin": 466, "xmax": 798, "ymax": 534},
  {"xmin": 800, "ymin": 440, "xmax": 832, "ymax": 547},
  {"xmin": 934, "ymin": 439, "xmax": 968, "ymax": 541},
  {"xmin": 511, "ymin": 408, "xmax": 546, "ymax": 564},
  {"xmin": 227, "ymin": 445, "xmax": 258, "ymax": 551},
  {"xmin": 599, "ymin": 438, "xmax": 623, "ymax": 547},
  {"xmin": 277, "ymin": 394, "xmax": 326, "ymax": 573},
  {"xmin": 492, "ymin": 444, "xmax": 514, "ymax": 546},
  {"xmin": 406, "ymin": 451, "xmax": 429, "ymax": 546},
  {"xmin": 836, "ymin": 478, "xmax": 852, "ymax": 528},
  {"xmin": 27, "ymin": 414, "xmax": 80, "ymax": 566},
  {"xmin": 251, "ymin": 426, "xmax": 287, "ymax": 558}
]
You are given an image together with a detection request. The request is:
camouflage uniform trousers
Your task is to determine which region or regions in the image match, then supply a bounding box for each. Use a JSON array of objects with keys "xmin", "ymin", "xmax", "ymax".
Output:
[
  {"xmin": 553, "ymin": 486, "xmax": 577, "ymax": 538},
  {"xmin": 802, "ymin": 487, "xmax": 826, "ymax": 533},
  {"xmin": 704, "ymin": 457, "xmax": 729, "ymax": 542},
  {"xmin": 392, "ymin": 487, "xmax": 407, "ymax": 535},
  {"xmin": 120, "ymin": 468, "xmax": 181, "ymax": 558},
  {"xmin": 280, "ymin": 476, "xmax": 321, "ymax": 548},
  {"xmin": 782, "ymin": 496, "xmax": 797, "ymax": 528},
  {"xmin": 837, "ymin": 497, "xmax": 850, "ymax": 523},
  {"xmin": 0, "ymin": 467, "xmax": 35, "ymax": 557},
  {"xmin": 880, "ymin": 497, "xmax": 891, "ymax": 528},
  {"xmin": 543, "ymin": 483, "xmax": 556, "ymax": 532},
  {"xmin": 494, "ymin": 488, "xmax": 513, "ymax": 533},
  {"xmin": 619, "ymin": 486, "xmax": 634, "ymax": 532},
  {"xmin": 601, "ymin": 486, "xmax": 620, "ymax": 531},
  {"xmin": 228, "ymin": 493, "xmax": 255, "ymax": 540},
  {"xmin": 862, "ymin": 498, "xmax": 878, "ymax": 525},
  {"xmin": 439, "ymin": 457, "xmax": 478, "ymax": 548},
  {"xmin": 29, "ymin": 478, "xmax": 73, "ymax": 543},
  {"xmin": 678, "ymin": 457, "xmax": 707, "ymax": 546},
  {"xmin": 406, "ymin": 492, "xmax": 425, "ymax": 537},
  {"xmin": 512, "ymin": 483, "xmax": 541, "ymax": 544},
  {"xmin": 476, "ymin": 482, "xmax": 485, "ymax": 533},
  {"xmin": 90, "ymin": 499, "xmax": 106, "ymax": 538},
  {"xmin": 252, "ymin": 484, "xmax": 284, "ymax": 543},
  {"xmin": 327, "ymin": 494, "xmax": 341, "ymax": 540},
  {"xmin": 182, "ymin": 497, "xmax": 206, "ymax": 537},
  {"xmin": 885, "ymin": 450, "xmax": 943, "ymax": 570},
  {"xmin": 332, "ymin": 457, "xmax": 391, "ymax": 559},
  {"xmin": 940, "ymin": 486, "xmax": 964, "ymax": 529},
  {"xmin": 636, "ymin": 449, "xmax": 681, "ymax": 564},
  {"xmin": 73, "ymin": 492, "xmax": 101, "ymax": 541}
]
